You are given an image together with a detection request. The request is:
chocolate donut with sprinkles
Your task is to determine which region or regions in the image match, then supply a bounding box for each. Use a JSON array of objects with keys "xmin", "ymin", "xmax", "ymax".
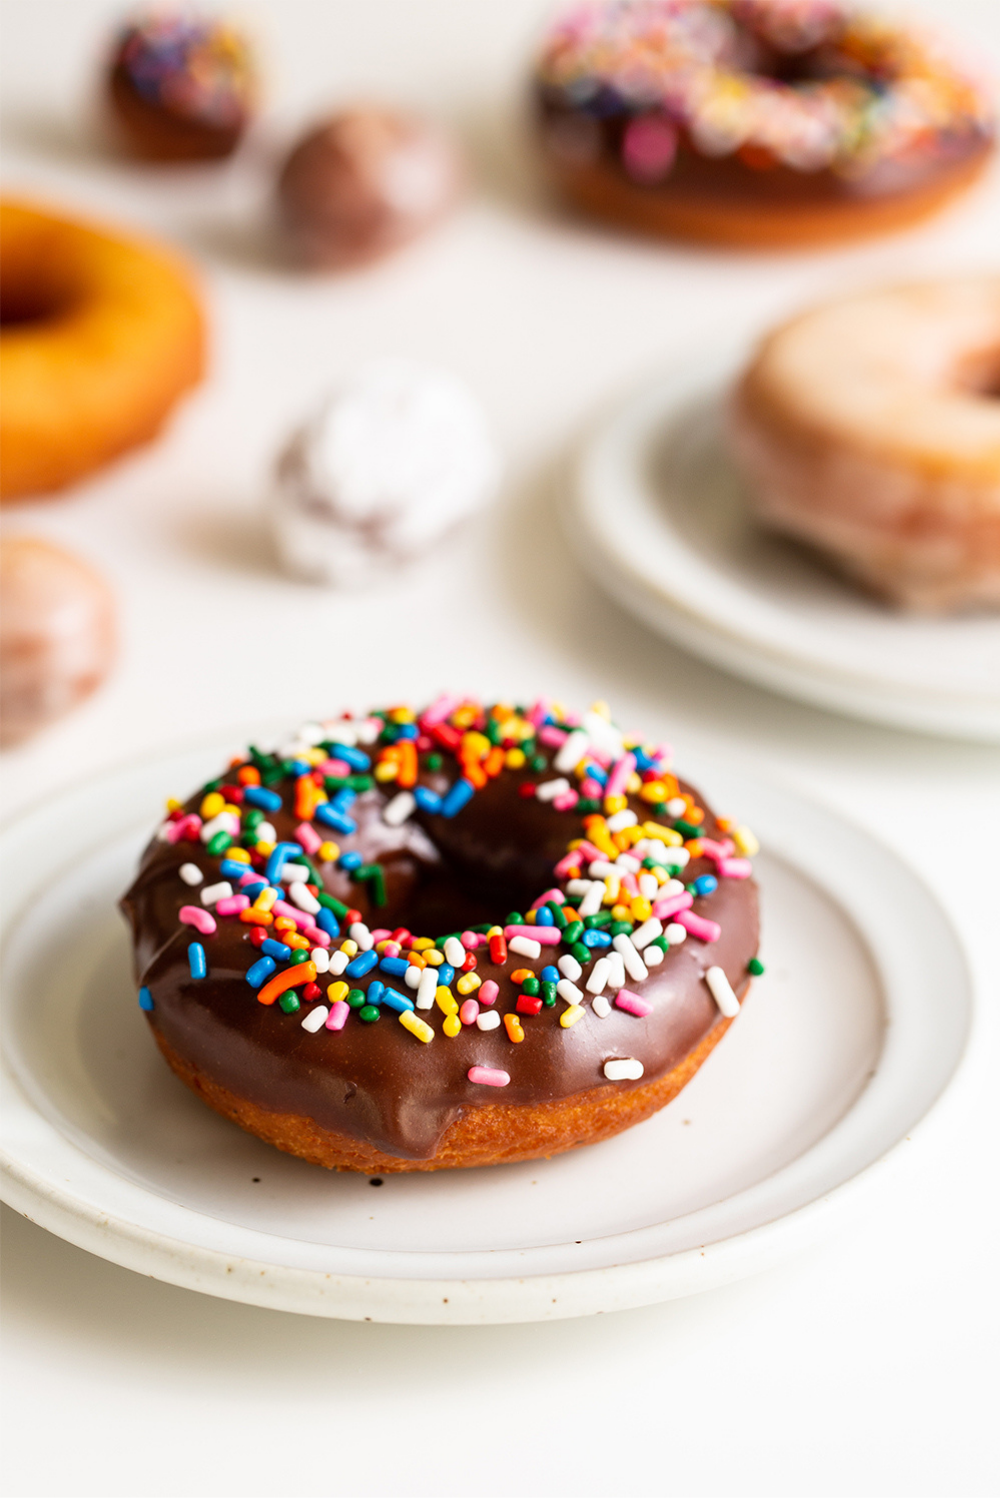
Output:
[{"xmin": 122, "ymin": 697, "xmax": 762, "ymax": 1172}]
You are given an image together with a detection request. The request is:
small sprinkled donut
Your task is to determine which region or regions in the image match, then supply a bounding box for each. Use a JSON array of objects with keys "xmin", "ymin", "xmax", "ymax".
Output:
[
  {"xmin": 0, "ymin": 200, "xmax": 205, "ymax": 499},
  {"xmin": 122, "ymin": 697, "xmax": 761, "ymax": 1173},
  {"xmin": 729, "ymin": 278, "xmax": 1000, "ymax": 612},
  {"xmin": 534, "ymin": 0, "xmax": 994, "ymax": 248}
]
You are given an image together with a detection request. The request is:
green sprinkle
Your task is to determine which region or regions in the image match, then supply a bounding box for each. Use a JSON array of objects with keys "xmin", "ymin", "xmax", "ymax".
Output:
[
  {"xmin": 244, "ymin": 808, "xmax": 264, "ymax": 831},
  {"xmin": 571, "ymin": 941, "xmax": 590, "ymax": 964},
  {"xmin": 546, "ymin": 902, "xmax": 568, "ymax": 930},
  {"xmin": 522, "ymin": 976, "xmax": 540, "ymax": 997},
  {"xmin": 261, "ymin": 766, "xmax": 284, "ymax": 787},
  {"xmin": 470, "ymin": 923, "xmax": 493, "ymax": 935},
  {"xmin": 576, "ymin": 798, "xmax": 600, "ymax": 814},
  {"xmin": 505, "ymin": 912, "xmax": 524, "ymax": 927},
  {"xmin": 290, "ymin": 950, "xmax": 310, "ymax": 965},
  {"xmin": 530, "ymin": 755, "xmax": 547, "ymax": 773},
  {"xmin": 318, "ymin": 893, "xmax": 349, "ymax": 917},
  {"xmin": 278, "ymin": 992, "xmax": 300, "ymax": 1014},
  {"xmin": 609, "ymin": 920, "xmax": 634, "ymax": 937},
  {"xmin": 324, "ymin": 776, "xmax": 349, "ymax": 792},
  {"xmin": 649, "ymin": 935, "xmax": 670, "ymax": 953},
  {"xmin": 202, "ymin": 778, "xmax": 223, "ymax": 793},
  {"xmin": 748, "ymin": 957, "xmax": 765, "ymax": 976},
  {"xmin": 425, "ymin": 752, "xmax": 443, "ymax": 771},
  {"xmin": 563, "ymin": 919, "xmax": 584, "ymax": 944},
  {"xmin": 359, "ymin": 1004, "xmax": 381, "ymax": 1023},
  {"xmin": 347, "ymin": 988, "xmax": 366, "ymax": 1008},
  {"xmin": 541, "ymin": 981, "xmax": 557, "ymax": 1005},
  {"xmin": 673, "ymin": 819, "xmax": 704, "ymax": 839},
  {"xmin": 436, "ymin": 931, "xmax": 462, "ymax": 946},
  {"xmin": 206, "ymin": 830, "xmax": 233, "ymax": 856},
  {"xmin": 348, "ymin": 774, "xmax": 373, "ymax": 792},
  {"xmin": 585, "ymin": 911, "xmax": 613, "ymax": 929}
]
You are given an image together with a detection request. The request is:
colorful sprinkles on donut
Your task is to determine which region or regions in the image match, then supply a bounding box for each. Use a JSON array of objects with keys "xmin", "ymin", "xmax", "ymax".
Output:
[{"xmin": 123, "ymin": 698, "xmax": 762, "ymax": 1171}]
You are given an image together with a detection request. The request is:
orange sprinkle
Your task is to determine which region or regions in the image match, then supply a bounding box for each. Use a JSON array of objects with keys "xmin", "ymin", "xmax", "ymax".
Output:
[
  {"xmin": 503, "ymin": 1013, "xmax": 525, "ymax": 1043},
  {"xmin": 257, "ymin": 961, "xmax": 317, "ymax": 1006},
  {"xmin": 240, "ymin": 907, "xmax": 273, "ymax": 926},
  {"xmin": 397, "ymin": 740, "xmax": 418, "ymax": 789},
  {"xmin": 237, "ymin": 765, "xmax": 261, "ymax": 786},
  {"xmin": 510, "ymin": 967, "xmax": 535, "ymax": 984}
]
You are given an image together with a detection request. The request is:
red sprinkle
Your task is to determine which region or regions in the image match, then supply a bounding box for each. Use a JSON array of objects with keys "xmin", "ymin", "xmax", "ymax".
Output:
[
  {"xmin": 519, "ymin": 783, "xmax": 536, "ymax": 798},
  {"xmin": 250, "ymin": 926, "xmax": 268, "ymax": 947},
  {"xmin": 516, "ymin": 995, "xmax": 542, "ymax": 1015},
  {"xmin": 302, "ymin": 982, "xmax": 322, "ymax": 1001},
  {"xmin": 489, "ymin": 934, "xmax": 507, "ymax": 965}
]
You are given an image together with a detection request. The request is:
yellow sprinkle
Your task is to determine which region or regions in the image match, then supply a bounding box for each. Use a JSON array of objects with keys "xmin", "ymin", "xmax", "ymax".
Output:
[
  {"xmin": 443, "ymin": 1013, "xmax": 462, "ymax": 1038},
  {"xmin": 486, "ymin": 925, "xmax": 503, "ymax": 938},
  {"xmin": 222, "ymin": 802, "xmax": 241, "ymax": 817},
  {"xmin": 560, "ymin": 1004, "xmax": 585, "ymax": 1028},
  {"xmin": 389, "ymin": 706, "xmax": 415, "ymax": 724},
  {"xmin": 525, "ymin": 909, "xmax": 537, "ymax": 924},
  {"xmin": 435, "ymin": 986, "xmax": 458, "ymax": 1015},
  {"xmin": 452, "ymin": 704, "xmax": 478, "ymax": 729},
  {"xmin": 166, "ymin": 797, "xmax": 183, "ymax": 813},
  {"xmin": 611, "ymin": 903, "xmax": 630, "ymax": 922},
  {"xmin": 200, "ymin": 791, "xmax": 224, "ymax": 819},
  {"xmin": 410, "ymin": 936, "xmax": 433, "ymax": 951},
  {"xmin": 255, "ymin": 840, "xmax": 275, "ymax": 856},
  {"xmin": 327, "ymin": 981, "xmax": 348, "ymax": 1005},
  {"xmin": 630, "ymin": 897, "xmax": 652, "ymax": 921},
  {"xmin": 318, "ymin": 841, "xmax": 340, "ymax": 862},
  {"xmin": 226, "ymin": 847, "xmax": 251, "ymax": 864},
  {"xmin": 589, "ymin": 700, "xmax": 611, "ymax": 721},
  {"xmin": 505, "ymin": 748, "xmax": 526, "ymax": 769},
  {"xmin": 644, "ymin": 821, "xmax": 683, "ymax": 846},
  {"xmin": 734, "ymin": 825, "xmax": 760, "ymax": 856},
  {"xmin": 256, "ymin": 886, "xmax": 279, "ymax": 912},
  {"xmin": 340, "ymin": 939, "xmax": 358, "ymax": 957},
  {"xmin": 302, "ymin": 748, "xmax": 325, "ymax": 765},
  {"xmin": 374, "ymin": 762, "xmax": 398, "ymax": 783},
  {"xmin": 602, "ymin": 877, "xmax": 621, "ymax": 904},
  {"xmin": 400, "ymin": 1011, "xmax": 434, "ymax": 1043},
  {"xmin": 652, "ymin": 866, "xmax": 671, "ymax": 884},
  {"xmin": 639, "ymin": 783, "xmax": 665, "ymax": 803},
  {"xmin": 424, "ymin": 948, "xmax": 444, "ymax": 966},
  {"xmin": 456, "ymin": 972, "xmax": 481, "ymax": 994},
  {"xmin": 626, "ymin": 773, "xmax": 642, "ymax": 794},
  {"xmin": 462, "ymin": 730, "xmax": 490, "ymax": 759},
  {"xmin": 604, "ymin": 794, "xmax": 627, "ymax": 815}
]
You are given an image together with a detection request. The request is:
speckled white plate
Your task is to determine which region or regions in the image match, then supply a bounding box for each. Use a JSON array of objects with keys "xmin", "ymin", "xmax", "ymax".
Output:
[
  {"xmin": 0, "ymin": 739, "xmax": 977, "ymax": 1323},
  {"xmin": 568, "ymin": 353, "xmax": 1000, "ymax": 742}
]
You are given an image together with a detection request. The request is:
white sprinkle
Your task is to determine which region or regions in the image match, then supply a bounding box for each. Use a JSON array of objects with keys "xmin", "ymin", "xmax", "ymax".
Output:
[
  {"xmin": 614, "ymin": 852, "xmax": 641, "ymax": 872},
  {"xmin": 645, "ymin": 945, "xmax": 664, "ymax": 967},
  {"xmin": 301, "ymin": 1005, "xmax": 329, "ymax": 1033},
  {"xmin": 631, "ymin": 917, "xmax": 663, "ymax": 951},
  {"xmin": 667, "ymin": 797, "xmax": 688, "ymax": 818},
  {"xmin": 606, "ymin": 810, "xmax": 638, "ymax": 833},
  {"xmin": 592, "ymin": 995, "xmax": 612, "ymax": 1018},
  {"xmin": 665, "ymin": 923, "xmax": 687, "ymax": 945},
  {"xmin": 157, "ymin": 822, "xmax": 174, "ymax": 842},
  {"xmin": 667, "ymin": 849, "xmax": 690, "ymax": 870},
  {"xmin": 383, "ymin": 791, "xmax": 416, "ymax": 826},
  {"xmin": 588, "ymin": 860, "xmax": 619, "ymax": 879},
  {"xmin": 289, "ymin": 882, "xmax": 320, "ymax": 914},
  {"xmin": 612, "ymin": 933, "xmax": 648, "ymax": 982},
  {"xmin": 311, "ymin": 947, "xmax": 330, "ymax": 973},
  {"xmin": 179, "ymin": 863, "xmax": 203, "ymax": 886},
  {"xmin": 604, "ymin": 1057, "xmax": 644, "ymax": 1081},
  {"xmin": 200, "ymin": 812, "xmax": 239, "ymax": 843},
  {"xmin": 586, "ymin": 956, "xmax": 612, "ymax": 994},
  {"xmin": 554, "ymin": 729, "xmax": 590, "ymax": 774},
  {"xmin": 256, "ymin": 820, "xmax": 277, "ymax": 845},
  {"xmin": 509, "ymin": 936, "xmax": 541, "ymax": 959},
  {"xmin": 644, "ymin": 840, "xmax": 670, "ymax": 862},
  {"xmin": 578, "ymin": 881, "xmax": 606, "ymax": 917},
  {"xmin": 297, "ymin": 722, "xmax": 325, "ymax": 746},
  {"xmin": 350, "ymin": 922, "xmax": 373, "ymax": 951},
  {"xmin": 282, "ymin": 862, "xmax": 310, "ymax": 883},
  {"xmin": 404, "ymin": 965, "xmax": 422, "ymax": 989},
  {"xmin": 357, "ymin": 718, "xmax": 382, "ymax": 745},
  {"xmin": 444, "ymin": 936, "xmax": 466, "ymax": 967},
  {"xmin": 476, "ymin": 1010, "xmax": 501, "ymax": 1031},
  {"xmin": 328, "ymin": 949, "xmax": 349, "ymax": 976},
  {"xmin": 706, "ymin": 965, "xmax": 741, "ymax": 1018},
  {"xmin": 566, "ymin": 879, "xmax": 592, "ymax": 897},
  {"xmin": 607, "ymin": 951, "xmax": 626, "ymax": 988},
  {"xmin": 201, "ymin": 881, "xmax": 233, "ymax": 906},
  {"xmin": 556, "ymin": 979, "xmax": 583, "ymax": 1004},
  {"xmin": 535, "ymin": 777, "xmax": 571, "ymax": 802},
  {"xmin": 659, "ymin": 878, "xmax": 685, "ymax": 898},
  {"xmin": 557, "ymin": 954, "xmax": 582, "ymax": 981},
  {"xmin": 638, "ymin": 872, "xmax": 659, "ymax": 900},
  {"xmin": 582, "ymin": 710, "xmax": 624, "ymax": 760},
  {"xmin": 416, "ymin": 967, "xmax": 439, "ymax": 1009}
]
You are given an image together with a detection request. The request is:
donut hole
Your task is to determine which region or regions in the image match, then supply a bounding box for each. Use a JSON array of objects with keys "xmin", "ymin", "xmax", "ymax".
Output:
[
  {"xmin": 0, "ymin": 259, "xmax": 79, "ymax": 328},
  {"xmin": 953, "ymin": 344, "xmax": 1000, "ymax": 398}
]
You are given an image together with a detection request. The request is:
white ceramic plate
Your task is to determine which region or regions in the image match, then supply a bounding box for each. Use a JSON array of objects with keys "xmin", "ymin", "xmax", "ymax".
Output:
[
  {"xmin": 0, "ymin": 741, "xmax": 976, "ymax": 1324},
  {"xmin": 568, "ymin": 354, "xmax": 1000, "ymax": 742}
]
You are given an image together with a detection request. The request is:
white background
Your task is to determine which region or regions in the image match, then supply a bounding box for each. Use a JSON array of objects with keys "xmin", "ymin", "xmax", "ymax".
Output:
[{"xmin": 2, "ymin": 1, "xmax": 999, "ymax": 1495}]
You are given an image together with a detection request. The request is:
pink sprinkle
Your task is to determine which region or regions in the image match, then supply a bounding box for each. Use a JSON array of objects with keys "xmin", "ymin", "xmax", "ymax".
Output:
[
  {"xmin": 300, "ymin": 924, "xmax": 331, "ymax": 948},
  {"xmin": 460, "ymin": 930, "xmax": 481, "ymax": 949},
  {"xmin": 619, "ymin": 872, "xmax": 640, "ymax": 897},
  {"xmin": 295, "ymin": 821, "xmax": 322, "ymax": 855},
  {"xmin": 179, "ymin": 905, "xmax": 216, "ymax": 935},
  {"xmin": 553, "ymin": 790, "xmax": 579, "ymax": 811},
  {"xmin": 651, "ymin": 743, "xmax": 672, "ymax": 764},
  {"xmin": 677, "ymin": 910, "xmax": 721, "ymax": 943},
  {"xmin": 580, "ymin": 777, "xmax": 604, "ymax": 799},
  {"xmin": 605, "ymin": 753, "xmax": 636, "ymax": 801},
  {"xmin": 699, "ymin": 837, "xmax": 736, "ymax": 862},
  {"xmin": 319, "ymin": 758, "xmax": 351, "ymax": 778},
  {"xmin": 479, "ymin": 980, "xmax": 499, "ymax": 1006},
  {"xmin": 325, "ymin": 1000, "xmax": 349, "ymax": 1031},
  {"xmin": 553, "ymin": 851, "xmax": 581, "ymax": 878},
  {"xmin": 534, "ymin": 888, "xmax": 564, "ymax": 908},
  {"xmin": 622, "ymin": 113, "xmax": 677, "ymax": 182},
  {"xmin": 615, "ymin": 988, "xmax": 652, "ymax": 1017},
  {"xmin": 272, "ymin": 900, "xmax": 304, "ymax": 926},
  {"xmin": 421, "ymin": 693, "xmax": 462, "ymax": 728},
  {"xmin": 527, "ymin": 698, "xmax": 550, "ymax": 727},
  {"xmin": 718, "ymin": 858, "xmax": 753, "ymax": 879},
  {"xmin": 370, "ymin": 929, "xmax": 392, "ymax": 944},
  {"xmin": 539, "ymin": 725, "xmax": 568, "ymax": 747},
  {"xmin": 468, "ymin": 1066, "xmax": 510, "ymax": 1088},
  {"xmin": 459, "ymin": 999, "xmax": 480, "ymax": 1026},
  {"xmin": 238, "ymin": 869, "xmax": 261, "ymax": 887},
  {"xmin": 216, "ymin": 894, "xmax": 250, "ymax": 916},
  {"xmin": 381, "ymin": 941, "xmax": 400, "ymax": 956},
  {"xmin": 576, "ymin": 840, "xmax": 606, "ymax": 863},
  {"xmin": 167, "ymin": 814, "xmax": 201, "ymax": 844},
  {"xmin": 503, "ymin": 925, "xmax": 562, "ymax": 943},
  {"xmin": 652, "ymin": 890, "xmax": 693, "ymax": 920}
]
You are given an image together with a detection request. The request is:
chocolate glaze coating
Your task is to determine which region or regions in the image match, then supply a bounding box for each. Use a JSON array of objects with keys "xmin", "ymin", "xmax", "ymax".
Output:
[{"xmin": 122, "ymin": 756, "xmax": 759, "ymax": 1161}]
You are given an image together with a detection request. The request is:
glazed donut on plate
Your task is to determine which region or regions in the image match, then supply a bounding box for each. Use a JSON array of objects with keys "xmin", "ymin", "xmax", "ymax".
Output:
[
  {"xmin": 121, "ymin": 697, "xmax": 762, "ymax": 1173},
  {"xmin": 534, "ymin": 0, "xmax": 994, "ymax": 248},
  {"xmin": 729, "ymin": 279, "xmax": 1000, "ymax": 612},
  {"xmin": 0, "ymin": 200, "xmax": 205, "ymax": 499}
]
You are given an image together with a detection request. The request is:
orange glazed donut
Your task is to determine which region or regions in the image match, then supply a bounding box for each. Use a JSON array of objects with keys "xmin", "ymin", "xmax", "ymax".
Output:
[
  {"xmin": 729, "ymin": 279, "xmax": 1000, "ymax": 612},
  {"xmin": 534, "ymin": 0, "xmax": 994, "ymax": 248},
  {"xmin": 0, "ymin": 200, "xmax": 205, "ymax": 500}
]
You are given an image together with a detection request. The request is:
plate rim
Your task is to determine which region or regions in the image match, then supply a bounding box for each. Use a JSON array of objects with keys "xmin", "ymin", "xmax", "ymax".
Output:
[
  {"xmin": 567, "ymin": 352, "xmax": 1000, "ymax": 741},
  {"xmin": 0, "ymin": 735, "xmax": 984, "ymax": 1324}
]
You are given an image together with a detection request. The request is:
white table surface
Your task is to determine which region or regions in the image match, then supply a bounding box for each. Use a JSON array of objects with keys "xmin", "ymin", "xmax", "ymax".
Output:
[{"xmin": 2, "ymin": 2, "xmax": 999, "ymax": 1495}]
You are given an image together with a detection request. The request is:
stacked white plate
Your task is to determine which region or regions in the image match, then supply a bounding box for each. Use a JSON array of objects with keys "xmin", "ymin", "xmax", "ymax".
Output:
[{"xmin": 568, "ymin": 352, "xmax": 1000, "ymax": 742}]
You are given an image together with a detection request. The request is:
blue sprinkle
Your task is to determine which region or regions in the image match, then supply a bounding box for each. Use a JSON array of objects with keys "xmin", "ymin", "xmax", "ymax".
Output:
[
  {"xmin": 338, "ymin": 851, "xmax": 363, "ymax": 872},
  {"xmin": 328, "ymin": 743, "xmax": 370, "ymax": 771},
  {"xmin": 220, "ymin": 857, "xmax": 251, "ymax": 880},
  {"xmin": 367, "ymin": 980, "xmax": 385, "ymax": 1007},
  {"xmin": 242, "ymin": 880, "xmax": 267, "ymax": 901},
  {"xmin": 266, "ymin": 841, "xmax": 303, "ymax": 885},
  {"xmin": 188, "ymin": 942, "xmax": 207, "ymax": 979},
  {"xmin": 395, "ymin": 723, "xmax": 419, "ymax": 741},
  {"xmin": 331, "ymin": 787, "xmax": 356, "ymax": 812},
  {"xmin": 244, "ymin": 785, "xmax": 282, "ymax": 813},
  {"xmin": 541, "ymin": 965, "xmax": 559, "ymax": 982},
  {"xmin": 413, "ymin": 786, "xmax": 442, "ymax": 813},
  {"xmin": 138, "ymin": 986, "xmax": 154, "ymax": 1012},
  {"xmin": 247, "ymin": 955, "xmax": 277, "ymax": 987},
  {"xmin": 315, "ymin": 804, "xmax": 358, "ymax": 835},
  {"xmin": 287, "ymin": 758, "xmax": 312, "ymax": 776},
  {"xmin": 437, "ymin": 963, "xmax": 455, "ymax": 986},
  {"xmin": 692, "ymin": 874, "xmax": 718, "ymax": 897},
  {"xmin": 582, "ymin": 928, "xmax": 612, "ymax": 949},
  {"xmin": 534, "ymin": 906, "xmax": 555, "ymax": 925},
  {"xmin": 380, "ymin": 955, "xmax": 410, "ymax": 977},
  {"xmin": 583, "ymin": 761, "xmax": 608, "ymax": 785},
  {"xmin": 346, "ymin": 949, "xmax": 379, "ymax": 979},
  {"xmin": 632, "ymin": 749, "xmax": 658, "ymax": 771},
  {"xmin": 440, "ymin": 778, "xmax": 475, "ymax": 818},
  {"xmin": 316, "ymin": 908, "xmax": 340, "ymax": 939},
  {"xmin": 381, "ymin": 986, "xmax": 414, "ymax": 1013},
  {"xmin": 261, "ymin": 939, "xmax": 292, "ymax": 961}
]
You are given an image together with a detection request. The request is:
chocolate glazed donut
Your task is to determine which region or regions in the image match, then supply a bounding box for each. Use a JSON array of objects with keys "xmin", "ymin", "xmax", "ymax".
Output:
[{"xmin": 122, "ymin": 700, "xmax": 761, "ymax": 1172}]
